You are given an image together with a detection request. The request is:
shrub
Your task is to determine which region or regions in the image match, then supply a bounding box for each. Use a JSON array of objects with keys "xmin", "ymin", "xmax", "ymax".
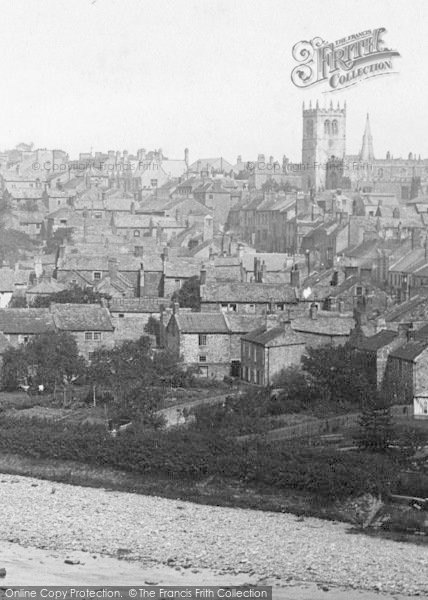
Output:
[{"xmin": 0, "ymin": 415, "xmax": 400, "ymax": 502}]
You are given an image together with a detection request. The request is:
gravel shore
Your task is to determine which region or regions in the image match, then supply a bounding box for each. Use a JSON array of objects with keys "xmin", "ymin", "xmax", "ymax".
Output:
[{"xmin": 0, "ymin": 474, "xmax": 427, "ymax": 596}]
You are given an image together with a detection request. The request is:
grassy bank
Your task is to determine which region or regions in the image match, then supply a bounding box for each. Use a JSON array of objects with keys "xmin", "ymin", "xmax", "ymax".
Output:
[{"xmin": 0, "ymin": 451, "xmax": 353, "ymax": 521}]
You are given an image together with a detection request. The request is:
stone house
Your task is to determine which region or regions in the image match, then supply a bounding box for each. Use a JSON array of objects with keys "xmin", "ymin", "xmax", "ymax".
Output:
[
  {"xmin": 200, "ymin": 281, "xmax": 297, "ymax": 315},
  {"xmin": 50, "ymin": 303, "xmax": 115, "ymax": 361},
  {"xmin": 290, "ymin": 308, "xmax": 357, "ymax": 347},
  {"xmin": 383, "ymin": 335, "xmax": 428, "ymax": 405},
  {"xmin": 0, "ymin": 308, "xmax": 56, "ymax": 346},
  {"xmin": 351, "ymin": 328, "xmax": 401, "ymax": 388},
  {"xmin": 161, "ymin": 252, "xmax": 202, "ymax": 298},
  {"xmin": 241, "ymin": 320, "xmax": 307, "ymax": 385},
  {"xmin": 108, "ymin": 297, "xmax": 167, "ymax": 343},
  {"xmin": 112, "ymin": 214, "xmax": 186, "ymax": 242},
  {"xmin": 165, "ymin": 309, "xmax": 231, "ymax": 378},
  {"xmin": 164, "ymin": 306, "xmax": 266, "ymax": 378}
]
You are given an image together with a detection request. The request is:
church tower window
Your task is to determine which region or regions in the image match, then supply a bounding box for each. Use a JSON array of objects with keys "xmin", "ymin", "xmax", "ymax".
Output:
[
  {"xmin": 306, "ymin": 120, "xmax": 313, "ymax": 137},
  {"xmin": 332, "ymin": 120, "xmax": 338, "ymax": 135},
  {"xmin": 324, "ymin": 120, "xmax": 331, "ymax": 135}
]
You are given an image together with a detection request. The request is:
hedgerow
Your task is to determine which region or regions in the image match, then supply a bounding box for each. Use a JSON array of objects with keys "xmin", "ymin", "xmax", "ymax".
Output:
[{"xmin": 0, "ymin": 416, "xmax": 399, "ymax": 501}]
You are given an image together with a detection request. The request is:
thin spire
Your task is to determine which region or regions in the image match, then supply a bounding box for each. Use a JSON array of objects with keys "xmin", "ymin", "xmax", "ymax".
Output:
[{"xmin": 359, "ymin": 113, "xmax": 375, "ymax": 162}]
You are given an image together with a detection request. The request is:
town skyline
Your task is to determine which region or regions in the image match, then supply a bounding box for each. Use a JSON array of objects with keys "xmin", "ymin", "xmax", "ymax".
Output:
[
  {"xmin": 0, "ymin": 0, "xmax": 425, "ymax": 160},
  {"xmin": 2, "ymin": 103, "xmax": 424, "ymax": 165}
]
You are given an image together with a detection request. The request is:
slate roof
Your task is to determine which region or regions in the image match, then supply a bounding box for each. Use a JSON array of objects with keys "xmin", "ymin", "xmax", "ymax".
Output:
[
  {"xmin": 57, "ymin": 253, "xmax": 163, "ymax": 272},
  {"xmin": 201, "ymin": 282, "xmax": 297, "ymax": 303},
  {"xmin": 163, "ymin": 257, "xmax": 202, "ymax": 278},
  {"xmin": 223, "ymin": 314, "xmax": 266, "ymax": 333},
  {"xmin": 0, "ymin": 309, "xmax": 55, "ymax": 334},
  {"xmin": 384, "ymin": 295, "xmax": 426, "ymax": 322},
  {"xmin": 27, "ymin": 280, "xmax": 67, "ymax": 295},
  {"xmin": 8, "ymin": 189, "xmax": 44, "ymax": 199},
  {"xmin": 353, "ymin": 330, "xmax": 398, "ymax": 351},
  {"xmin": 51, "ymin": 303, "xmax": 114, "ymax": 332},
  {"xmin": 114, "ymin": 215, "xmax": 181, "ymax": 229},
  {"xmin": 174, "ymin": 312, "xmax": 229, "ymax": 334},
  {"xmin": 291, "ymin": 316, "xmax": 354, "ymax": 336},
  {"xmin": 109, "ymin": 298, "xmax": 167, "ymax": 313},
  {"xmin": 390, "ymin": 339, "xmax": 428, "ymax": 361},
  {"xmin": 241, "ymin": 253, "xmax": 290, "ymax": 272},
  {"xmin": 243, "ymin": 325, "xmax": 307, "ymax": 346}
]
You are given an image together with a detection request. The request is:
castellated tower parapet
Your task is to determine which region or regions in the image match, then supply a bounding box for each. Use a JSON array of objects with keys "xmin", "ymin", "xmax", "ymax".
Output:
[{"xmin": 301, "ymin": 100, "xmax": 347, "ymax": 192}]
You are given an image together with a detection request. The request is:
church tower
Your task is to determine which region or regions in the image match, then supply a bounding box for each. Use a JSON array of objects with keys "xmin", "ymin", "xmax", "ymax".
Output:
[
  {"xmin": 359, "ymin": 113, "xmax": 374, "ymax": 162},
  {"xmin": 302, "ymin": 100, "xmax": 346, "ymax": 192}
]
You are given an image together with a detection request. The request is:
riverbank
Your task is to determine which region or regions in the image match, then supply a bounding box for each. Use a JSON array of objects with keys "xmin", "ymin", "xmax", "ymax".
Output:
[{"xmin": 0, "ymin": 473, "xmax": 426, "ymax": 596}]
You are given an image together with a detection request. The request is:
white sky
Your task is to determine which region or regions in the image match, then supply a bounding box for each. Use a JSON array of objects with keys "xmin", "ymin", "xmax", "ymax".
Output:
[{"xmin": 0, "ymin": 0, "xmax": 426, "ymax": 162}]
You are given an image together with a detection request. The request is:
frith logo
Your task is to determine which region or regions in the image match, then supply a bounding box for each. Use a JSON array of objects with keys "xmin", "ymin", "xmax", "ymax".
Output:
[{"xmin": 291, "ymin": 28, "xmax": 400, "ymax": 92}]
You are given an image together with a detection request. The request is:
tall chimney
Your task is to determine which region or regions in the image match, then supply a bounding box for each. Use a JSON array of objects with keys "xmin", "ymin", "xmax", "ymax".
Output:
[
  {"xmin": 108, "ymin": 257, "xmax": 118, "ymax": 279},
  {"xmin": 290, "ymin": 264, "xmax": 300, "ymax": 288},
  {"xmin": 237, "ymin": 243, "xmax": 244, "ymax": 261},
  {"xmin": 309, "ymin": 302, "xmax": 318, "ymax": 320},
  {"xmin": 138, "ymin": 262, "xmax": 145, "ymax": 298}
]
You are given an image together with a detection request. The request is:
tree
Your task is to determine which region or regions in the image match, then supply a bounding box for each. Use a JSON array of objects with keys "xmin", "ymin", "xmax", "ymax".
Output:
[
  {"xmin": 171, "ymin": 276, "xmax": 201, "ymax": 310},
  {"xmin": 1, "ymin": 331, "xmax": 85, "ymax": 392},
  {"xmin": 355, "ymin": 395, "xmax": 395, "ymax": 452},
  {"xmin": 1, "ymin": 347, "xmax": 29, "ymax": 391},
  {"xmin": 88, "ymin": 336, "xmax": 155, "ymax": 405},
  {"xmin": 301, "ymin": 343, "xmax": 374, "ymax": 409},
  {"xmin": 24, "ymin": 331, "xmax": 86, "ymax": 391},
  {"xmin": 270, "ymin": 366, "xmax": 327, "ymax": 414},
  {"xmin": 31, "ymin": 285, "xmax": 108, "ymax": 308}
]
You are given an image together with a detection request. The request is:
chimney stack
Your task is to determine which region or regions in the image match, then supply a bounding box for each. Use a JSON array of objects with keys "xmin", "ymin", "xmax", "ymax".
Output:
[
  {"xmin": 290, "ymin": 264, "xmax": 300, "ymax": 288},
  {"xmin": 108, "ymin": 257, "xmax": 118, "ymax": 280},
  {"xmin": 237, "ymin": 243, "xmax": 244, "ymax": 261},
  {"xmin": 138, "ymin": 262, "xmax": 145, "ymax": 298},
  {"xmin": 200, "ymin": 264, "xmax": 207, "ymax": 285},
  {"xmin": 309, "ymin": 302, "xmax": 318, "ymax": 320}
]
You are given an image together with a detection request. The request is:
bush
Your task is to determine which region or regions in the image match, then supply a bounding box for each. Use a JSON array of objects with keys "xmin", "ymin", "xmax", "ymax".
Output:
[{"xmin": 0, "ymin": 415, "xmax": 400, "ymax": 501}]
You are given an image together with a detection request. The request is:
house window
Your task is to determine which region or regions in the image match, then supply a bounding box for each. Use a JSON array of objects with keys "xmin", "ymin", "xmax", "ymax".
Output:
[
  {"xmin": 94, "ymin": 213, "xmax": 102, "ymax": 219},
  {"xmin": 199, "ymin": 334, "xmax": 207, "ymax": 346},
  {"xmin": 199, "ymin": 355, "xmax": 207, "ymax": 362},
  {"xmin": 60, "ymin": 219, "xmax": 67, "ymax": 225},
  {"xmin": 151, "ymin": 179, "xmax": 158, "ymax": 187},
  {"xmin": 85, "ymin": 332, "xmax": 93, "ymax": 341},
  {"xmin": 209, "ymin": 194, "xmax": 214, "ymax": 200},
  {"xmin": 246, "ymin": 303, "xmax": 255, "ymax": 313},
  {"xmin": 93, "ymin": 332, "xmax": 102, "ymax": 341},
  {"xmin": 88, "ymin": 352, "xmax": 95, "ymax": 362},
  {"xmin": 134, "ymin": 230, "xmax": 141, "ymax": 237},
  {"xmin": 356, "ymin": 286, "xmax": 363, "ymax": 296},
  {"xmin": 93, "ymin": 272, "xmax": 101, "ymax": 280},
  {"xmin": 118, "ymin": 313, "xmax": 125, "ymax": 318}
]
